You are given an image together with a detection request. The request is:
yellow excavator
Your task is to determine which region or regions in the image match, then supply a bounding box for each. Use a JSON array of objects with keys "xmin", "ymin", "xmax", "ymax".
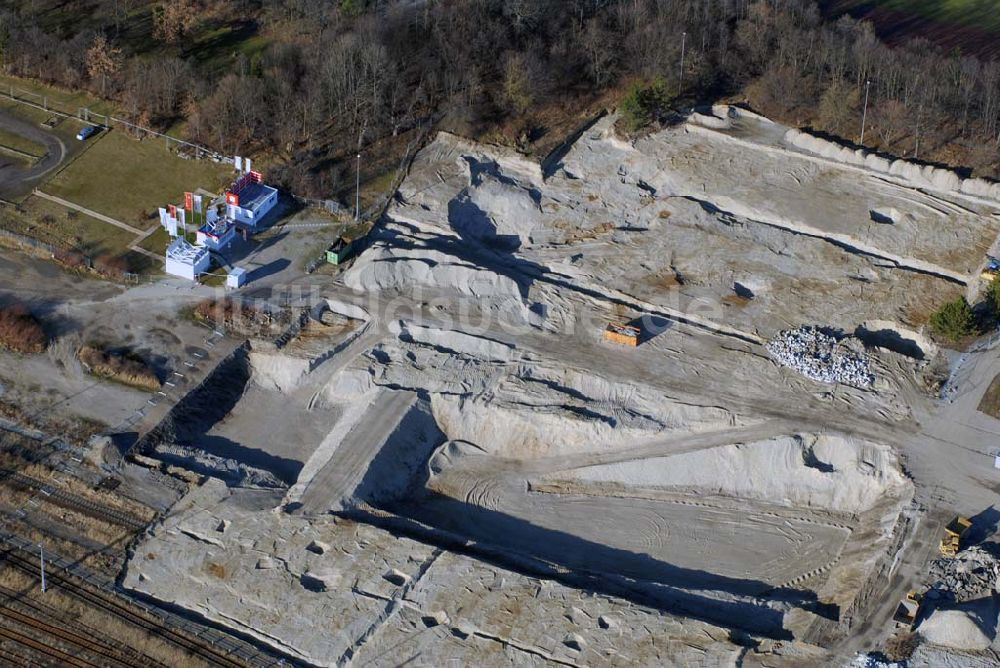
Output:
[{"xmin": 939, "ymin": 516, "xmax": 972, "ymax": 557}]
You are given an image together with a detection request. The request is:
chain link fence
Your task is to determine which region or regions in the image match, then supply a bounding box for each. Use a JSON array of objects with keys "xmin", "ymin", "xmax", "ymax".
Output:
[{"xmin": 2, "ymin": 85, "xmax": 227, "ymax": 164}]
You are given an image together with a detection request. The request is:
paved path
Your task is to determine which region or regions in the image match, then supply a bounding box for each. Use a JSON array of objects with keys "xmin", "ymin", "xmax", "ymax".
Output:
[{"xmin": 33, "ymin": 189, "xmax": 145, "ymax": 235}]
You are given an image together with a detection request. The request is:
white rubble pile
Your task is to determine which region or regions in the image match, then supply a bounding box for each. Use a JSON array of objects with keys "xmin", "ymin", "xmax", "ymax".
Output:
[
  {"xmin": 929, "ymin": 546, "xmax": 1000, "ymax": 601},
  {"xmin": 847, "ymin": 653, "xmax": 904, "ymax": 668},
  {"xmin": 766, "ymin": 327, "xmax": 875, "ymax": 389}
]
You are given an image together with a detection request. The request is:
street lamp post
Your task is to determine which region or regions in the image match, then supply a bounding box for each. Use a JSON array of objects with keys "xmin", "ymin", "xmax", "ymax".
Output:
[
  {"xmin": 860, "ymin": 79, "xmax": 872, "ymax": 145},
  {"xmin": 355, "ymin": 153, "xmax": 361, "ymax": 222},
  {"xmin": 679, "ymin": 31, "xmax": 687, "ymax": 86}
]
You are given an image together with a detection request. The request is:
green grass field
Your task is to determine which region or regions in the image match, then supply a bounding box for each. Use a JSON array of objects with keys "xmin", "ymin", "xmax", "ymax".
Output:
[
  {"xmin": 1, "ymin": 196, "xmax": 137, "ymax": 258},
  {"xmin": 44, "ymin": 129, "xmax": 231, "ymax": 228},
  {"xmin": 881, "ymin": 0, "xmax": 1000, "ymax": 29},
  {"xmin": 833, "ymin": 0, "xmax": 1000, "ymax": 32},
  {"xmin": 137, "ymin": 227, "xmax": 172, "ymax": 254},
  {"xmin": 0, "ymin": 127, "xmax": 44, "ymax": 158},
  {"xmin": 978, "ymin": 373, "xmax": 1000, "ymax": 419}
]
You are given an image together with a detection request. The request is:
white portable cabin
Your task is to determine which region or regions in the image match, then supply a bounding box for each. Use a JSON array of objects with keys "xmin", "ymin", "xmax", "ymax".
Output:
[
  {"xmin": 226, "ymin": 267, "xmax": 247, "ymax": 289},
  {"xmin": 165, "ymin": 238, "xmax": 210, "ymax": 281}
]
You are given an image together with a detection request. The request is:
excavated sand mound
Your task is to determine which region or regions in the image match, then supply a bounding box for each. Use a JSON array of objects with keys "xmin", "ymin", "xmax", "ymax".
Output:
[
  {"xmin": 558, "ymin": 433, "xmax": 908, "ymax": 514},
  {"xmin": 919, "ymin": 604, "xmax": 998, "ymax": 651},
  {"xmin": 343, "ymin": 244, "xmax": 526, "ymax": 302}
]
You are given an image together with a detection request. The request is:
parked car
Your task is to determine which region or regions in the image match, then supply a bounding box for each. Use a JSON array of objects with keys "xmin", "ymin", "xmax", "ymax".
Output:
[{"xmin": 76, "ymin": 125, "xmax": 99, "ymax": 141}]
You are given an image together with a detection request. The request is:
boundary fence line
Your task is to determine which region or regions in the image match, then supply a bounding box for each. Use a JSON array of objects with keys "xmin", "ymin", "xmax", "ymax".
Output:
[{"xmin": 2, "ymin": 85, "xmax": 228, "ymax": 163}]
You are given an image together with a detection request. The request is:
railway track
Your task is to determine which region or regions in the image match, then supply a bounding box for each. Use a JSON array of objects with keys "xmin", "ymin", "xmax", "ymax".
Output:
[
  {"xmin": 0, "ymin": 583, "xmax": 166, "ymax": 668},
  {"xmin": 1, "ymin": 548, "xmax": 255, "ymax": 668},
  {"xmin": 0, "ymin": 622, "xmax": 100, "ymax": 667},
  {"xmin": 0, "ymin": 469, "xmax": 149, "ymax": 531},
  {"xmin": 0, "ymin": 644, "xmax": 37, "ymax": 667}
]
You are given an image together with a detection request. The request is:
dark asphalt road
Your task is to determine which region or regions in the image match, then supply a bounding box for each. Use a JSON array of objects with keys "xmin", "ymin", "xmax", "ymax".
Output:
[{"xmin": 0, "ymin": 109, "xmax": 67, "ymax": 199}]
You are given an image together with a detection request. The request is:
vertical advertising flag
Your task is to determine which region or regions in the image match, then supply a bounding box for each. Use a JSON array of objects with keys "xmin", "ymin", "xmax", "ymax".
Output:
[
  {"xmin": 177, "ymin": 208, "xmax": 186, "ymax": 232},
  {"xmin": 168, "ymin": 204, "xmax": 177, "ymax": 219},
  {"xmin": 234, "ymin": 156, "xmax": 243, "ymax": 172},
  {"xmin": 184, "ymin": 191, "xmax": 194, "ymax": 211},
  {"xmin": 192, "ymin": 194, "xmax": 203, "ymax": 227}
]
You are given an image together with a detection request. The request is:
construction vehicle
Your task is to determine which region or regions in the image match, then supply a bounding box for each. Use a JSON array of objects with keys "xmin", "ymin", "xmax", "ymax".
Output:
[
  {"xmin": 981, "ymin": 256, "xmax": 1000, "ymax": 282},
  {"xmin": 939, "ymin": 516, "xmax": 972, "ymax": 557},
  {"xmin": 604, "ymin": 322, "xmax": 640, "ymax": 346},
  {"xmin": 892, "ymin": 590, "xmax": 923, "ymax": 628}
]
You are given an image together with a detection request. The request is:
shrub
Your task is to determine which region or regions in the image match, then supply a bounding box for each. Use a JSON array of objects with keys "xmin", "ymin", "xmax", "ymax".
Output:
[
  {"xmin": 929, "ymin": 297, "xmax": 977, "ymax": 342},
  {"xmin": 986, "ymin": 276, "xmax": 1000, "ymax": 316},
  {"xmin": 53, "ymin": 248, "xmax": 87, "ymax": 270},
  {"xmin": 0, "ymin": 303, "xmax": 47, "ymax": 353},
  {"xmin": 884, "ymin": 631, "xmax": 920, "ymax": 661},
  {"xmin": 78, "ymin": 345, "xmax": 160, "ymax": 390},
  {"xmin": 94, "ymin": 254, "xmax": 128, "ymax": 277},
  {"xmin": 620, "ymin": 78, "xmax": 675, "ymax": 132}
]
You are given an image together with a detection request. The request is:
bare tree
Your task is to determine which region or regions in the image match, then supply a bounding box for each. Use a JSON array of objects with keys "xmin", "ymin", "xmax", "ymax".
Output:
[
  {"xmin": 86, "ymin": 34, "xmax": 122, "ymax": 96},
  {"xmin": 153, "ymin": 0, "xmax": 199, "ymax": 44}
]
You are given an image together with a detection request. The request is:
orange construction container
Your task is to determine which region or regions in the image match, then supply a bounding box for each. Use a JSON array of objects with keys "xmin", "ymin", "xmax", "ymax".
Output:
[{"xmin": 604, "ymin": 323, "xmax": 640, "ymax": 346}]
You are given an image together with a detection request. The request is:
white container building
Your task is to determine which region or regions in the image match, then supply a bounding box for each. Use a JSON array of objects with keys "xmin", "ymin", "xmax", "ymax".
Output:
[
  {"xmin": 165, "ymin": 238, "xmax": 210, "ymax": 281},
  {"xmin": 195, "ymin": 218, "xmax": 236, "ymax": 251},
  {"xmin": 225, "ymin": 171, "xmax": 278, "ymax": 231}
]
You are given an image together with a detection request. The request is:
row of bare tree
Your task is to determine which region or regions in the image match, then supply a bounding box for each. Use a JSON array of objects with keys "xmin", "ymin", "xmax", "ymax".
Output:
[{"xmin": 0, "ymin": 0, "xmax": 997, "ymax": 195}]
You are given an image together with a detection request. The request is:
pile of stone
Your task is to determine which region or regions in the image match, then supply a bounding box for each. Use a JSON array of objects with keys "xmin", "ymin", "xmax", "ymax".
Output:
[
  {"xmin": 928, "ymin": 546, "xmax": 1000, "ymax": 602},
  {"xmin": 766, "ymin": 327, "xmax": 875, "ymax": 390}
]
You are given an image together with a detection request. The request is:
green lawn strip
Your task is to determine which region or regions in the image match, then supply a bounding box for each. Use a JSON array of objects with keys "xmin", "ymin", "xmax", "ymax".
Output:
[
  {"xmin": 137, "ymin": 227, "xmax": 172, "ymax": 254},
  {"xmin": 20, "ymin": 196, "xmax": 139, "ymax": 257},
  {"xmin": 0, "ymin": 126, "xmax": 44, "ymax": 158},
  {"xmin": 44, "ymin": 129, "xmax": 231, "ymax": 229},
  {"xmin": 978, "ymin": 373, "xmax": 1000, "ymax": 419},
  {"xmin": 0, "ymin": 195, "xmax": 139, "ymax": 264}
]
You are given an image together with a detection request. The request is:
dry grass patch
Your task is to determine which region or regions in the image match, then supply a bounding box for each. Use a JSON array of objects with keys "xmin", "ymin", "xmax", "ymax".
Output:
[
  {"xmin": 651, "ymin": 270, "xmax": 684, "ymax": 290},
  {"xmin": 0, "ymin": 302, "xmax": 46, "ymax": 353},
  {"xmin": 78, "ymin": 345, "xmax": 160, "ymax": 390},
  {"xmin": 189, "ymin": 297, "xmax": 283, "ymax": 336},
  {"xmin": 721, "ymin": 294, "xmax": 752, "ymax": 307},
  {"xmin": 978, "ymin": 373, "xmax": 1000, "ymax": 419}
]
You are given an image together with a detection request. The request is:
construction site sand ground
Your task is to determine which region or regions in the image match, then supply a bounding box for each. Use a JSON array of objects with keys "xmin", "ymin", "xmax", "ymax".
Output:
[{"xmin": 87, "ymin": 106, "xmax": 1000, "ymax": 665}]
